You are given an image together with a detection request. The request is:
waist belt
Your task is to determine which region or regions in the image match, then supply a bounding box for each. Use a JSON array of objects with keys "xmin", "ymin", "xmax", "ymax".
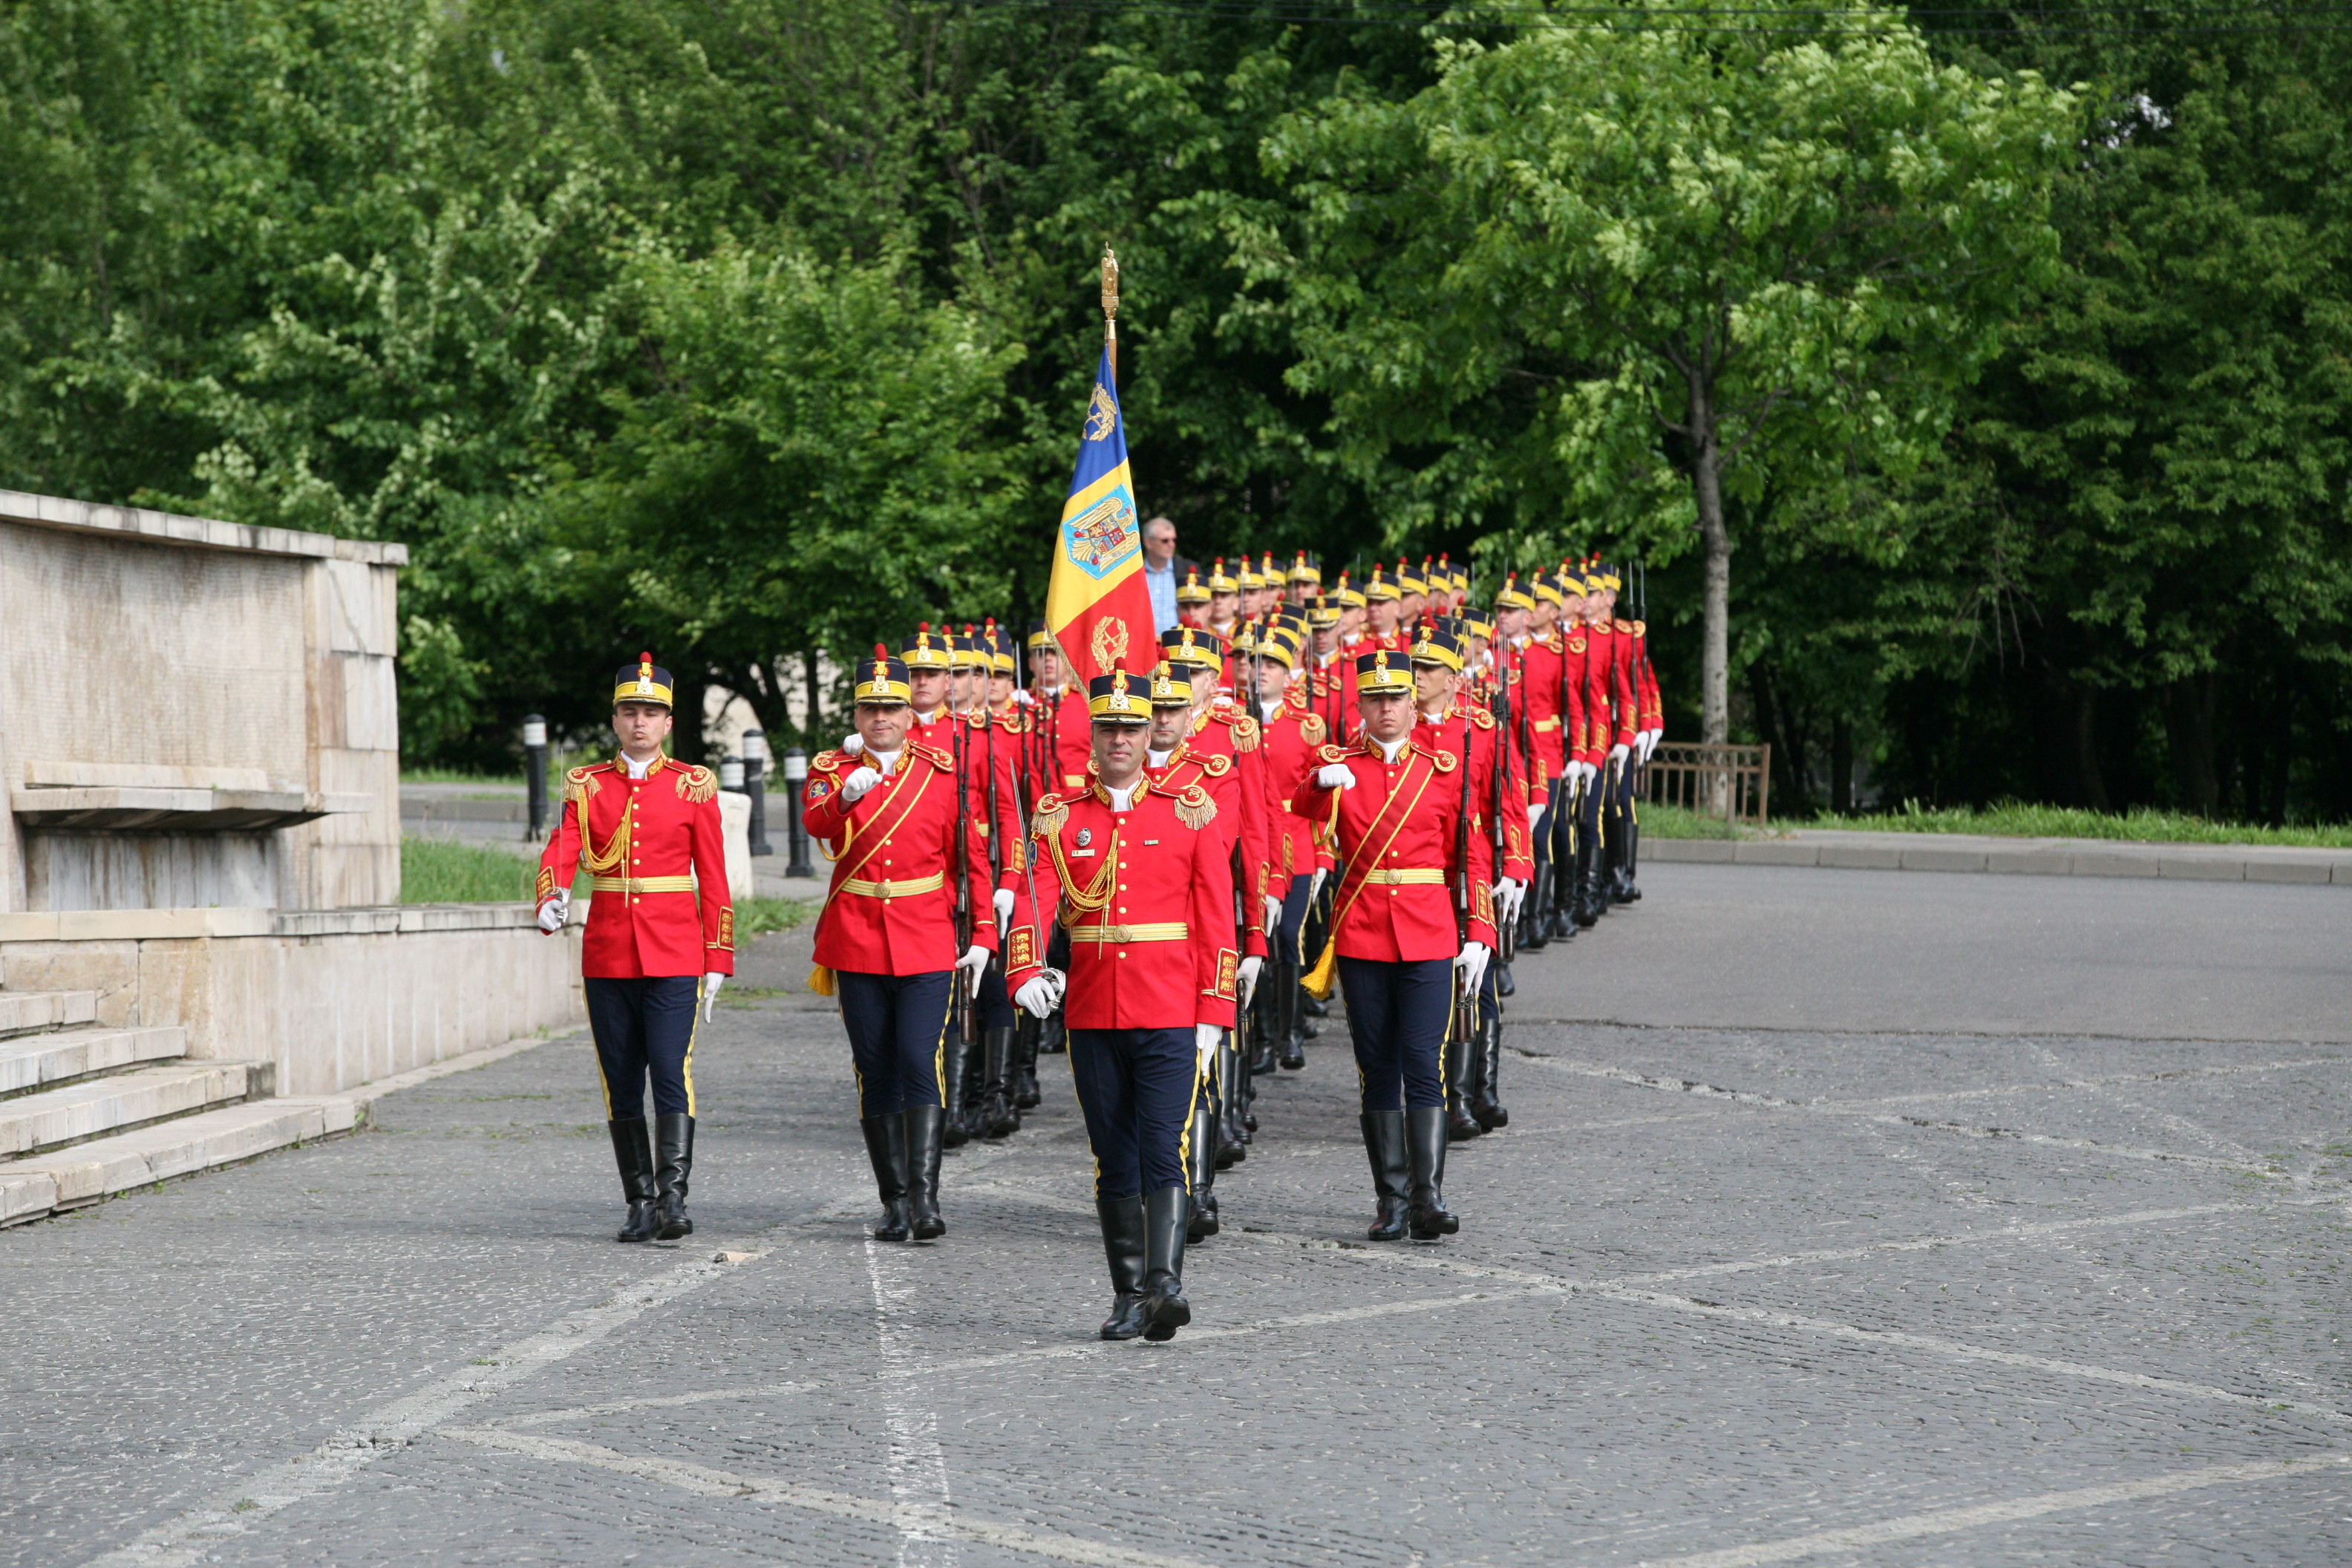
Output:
[
  {"xmin": 1532, "ymin": 717, "xmax": 1562, "ymax": 731},
  {"xmin": 841, "ymin": 872, "xmax": 945, "ymax": 899},
  {"xmin": 1068, "ymin": 921, "xmax": 1189, "ymax": 944},
  {"xmin": 589, "ymin": 875, "xmax": 698, "ymax": 894},
  {"xmin": 1359, "ymin": 868, "xmax": 1446, "ymax": 885}
]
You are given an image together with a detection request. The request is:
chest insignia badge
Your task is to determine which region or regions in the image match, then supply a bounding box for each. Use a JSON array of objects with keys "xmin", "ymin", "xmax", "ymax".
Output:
[{"xmin": 1076, "ymin": 827, "xmax": 1093, "ymax": 849}]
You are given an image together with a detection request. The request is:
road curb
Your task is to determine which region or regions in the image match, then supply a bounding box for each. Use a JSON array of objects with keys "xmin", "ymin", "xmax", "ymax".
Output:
[{"xmin": 1646, "ymin": 834, "xmax": 2352, "ymax": 884}]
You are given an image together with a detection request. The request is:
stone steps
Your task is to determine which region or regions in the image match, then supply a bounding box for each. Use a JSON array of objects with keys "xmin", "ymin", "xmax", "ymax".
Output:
[
  {"xmin": 0, "ymin": 990, "xmax": 99, "ymax": 1039},
  {"xmin": 0, "ymin": 1061, "xmax": 267, "ymax": 1157},
  {"xmin": 0, "ymin": 1026, "xmax": 189, "ymax": 1099},
  {"xmin": 0, "ymin": 1096, "xmax": 364, "ymax": 1224}
]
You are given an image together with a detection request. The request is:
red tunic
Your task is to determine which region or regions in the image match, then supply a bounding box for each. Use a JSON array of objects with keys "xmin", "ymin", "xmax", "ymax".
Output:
[
  {"xmin": 1147, "ymin": 742, "xmax": 1269, "ymax": 963},
  {"xmin": 1518, "ymin": 632, "xmax": 1569, "ymax": 790},
  {"xmin": 1415, "ymin": 700, "xmax": 1534, "ymax": 885},
  {"xmin": 1005, "ymin": 780, "xmax": 1239, "ymax": 1030},
  {"xmin": 1293, "ymin": 740, "xmax": 1498, "ymax": 963},
  {"xmin": 1184, "ymin": 702, "xmax": 1275, "ymax": 922},
  {"xmin": 1255, "ymin": 693, "xmax": 1329, "ymax": 897},
  {"xmin": 538, "ymin": 757, "xmax": 735, "ymax": 979},
  {"xmin": 1022, "ymin": 686, "xmax": 1094, "ymax": 799},
  {"xmin": 803, "ymin": 742, "xmax": 997, "ymax": 976}
]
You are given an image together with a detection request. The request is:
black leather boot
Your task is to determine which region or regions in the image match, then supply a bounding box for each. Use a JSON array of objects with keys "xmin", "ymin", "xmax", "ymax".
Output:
[
  {"xmin": 904, "ymin": 1102, "xmax": 946, "ymax": 1240},
  {"xmin": 1012, "ymin": 1016, "xmax": 1042, "ymax": 1108},
  {"xmin": 1293, "ymin": 953, "xmax": 1319, "ymax": 1039},
  {"xmin": 1362, "ymin": 1110, "xmax": 1408, "ymax": 1241},
  {"xmin": 1142, "ymin": 1186, "xmax": 1192, "ymax": 1341},
  {"xmin": 1446, "ymin": 1032, "xmax": 1483, "ymax": 1141},
  {"xmin": 1301, "ymin": 990, "xmax": 1329, "ymax": 1019},
  {"xmin": 1214, "ymin": 1030, "xmax": 1247, "ymax": 1166},
  {"xmin": 1518, "ymin": 863, "xmax": 1551, "ymax": 951},
  {"xmin": 1189, "ymin": 1097, "xmax": 1221, "ymax": 1242},
  {"xmin": 608, "ymin": 1119, "xmax": 659, "ymax": 1243},
  {"xmin": 860, "ymin": 1114, "xmax": 911, "ymax": 1242},
  {"xmin": 1624, "ymin": 814, "xmax": 1643, "ymax": 902},
  {"xmin": 1041, "ymin": 1011, "xmax": 1067, "ymax": 1054},
  {"xmin": 1471, "ymin": 1015, "xmax": 1508, "ymax": 1130},
  {"xmin": 1246, "ymin": 983, "xmax": 1278, "ymax": 1077},
  {"xmin": 1495, "ymin": 959, "xmax": 1515, "ymax": 999},
  {"xmin": 1405, "ymin": 1105, "xmax": 1457, "ymax": 1240},
  {"xmin": 981, "ymin": 1026, "xmax": 1019, "ymax": 1138},
  {"xmin": 939, "ymin": 1030, "xmax": 971, "ymax": 1149},
  {"xmin": 653, "ymin": 1112, "xmax": 695, "ymax": 1240},
  {"xmin": 1277, "ymin": 957, "xmax": 1306, "ymax": 1071},
  {"xmin": 1571, "ymin": 836, "xmax": 1601, "ymax": 929},
  {"xmin": 1097, "ymin": 1195, "xmax": 1149, "ymax": 1340}
]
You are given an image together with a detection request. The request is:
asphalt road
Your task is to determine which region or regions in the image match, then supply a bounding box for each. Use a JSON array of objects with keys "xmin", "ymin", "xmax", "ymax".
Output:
[{"xmin": 6, "ymin": 863, "xmax": 2350, "ymax": 1567}]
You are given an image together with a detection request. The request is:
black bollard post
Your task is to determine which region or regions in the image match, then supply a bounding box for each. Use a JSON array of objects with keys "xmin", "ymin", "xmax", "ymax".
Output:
[
  {"xmin": 719, "ymin": 754, "xmax": 745, "ymax": 793},
  {"xmin": 523, "ymin": 714, "xmax": 548, "ymax": 841},
  {"xmin": 783, "ymin": 746, "xmax": 814, "ymax": 878},
  {"xmin": 742, "ymin": 728, "xmax": 773, "ymax": 856}
]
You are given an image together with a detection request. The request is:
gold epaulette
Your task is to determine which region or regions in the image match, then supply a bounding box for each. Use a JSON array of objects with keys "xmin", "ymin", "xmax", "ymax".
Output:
[
  {"xmin": 811, "ymin": 748, "xmax": 846, "ymax": 773},
  {"xmin": 1030, "ymin": 794, "xmax": 1069, "ymax": 843},
  {"xmin": 1301, "ymin": 713, "xmax": 1327, "ymax": 746},
  {"xmin": 1317, "ymin": 742, "xmax": 1350, "ymax": 763},
  {"xmin": 1197, "ymin": 752, "xmax": 1232, "ymax": 777},
  {"xmin": 1414, "ymin": 742, "xmax": 1459, "ymax": 773},
  {"xmin": 995, "ymin": 710, "xmax": 1028, "ymax": 734},
  {"xmin": 1169, "ymin": 783, "xmax": 1217, "ymax": 832},
  {"xmin": 1632, "ymin": 619, "xmax": 1647, "ymax": 636},
  {"xmin": 674, "ymin": 763, "xmax": 719, "ymax": 803},
  {"xmin": 562, "ymin": 764, "xmax": 607, "ymax": 806},
  {"xmin": 1568, "ymin": 636, "xmax": 1588, "ymax": 654},
  {"xmin": 1615, "ymin": 618, "xmax": 1634, "ymax": 633},
  {"xmin": 1469, "ymin": 706, "xmax": 1496, "ymax": 731},
  {"xmin": 907, "ymin": 739, "xmax": 956, "ymax": 772},
  {"xmin": 1229, "ymin": 712, "xmax": 1260, "ymax": 753}
]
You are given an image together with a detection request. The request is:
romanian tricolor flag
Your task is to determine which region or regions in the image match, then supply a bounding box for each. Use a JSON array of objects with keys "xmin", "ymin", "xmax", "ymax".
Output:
[{"xmin": 1045, "ymin": 347, "xmax": 1156, "ymax": 683}]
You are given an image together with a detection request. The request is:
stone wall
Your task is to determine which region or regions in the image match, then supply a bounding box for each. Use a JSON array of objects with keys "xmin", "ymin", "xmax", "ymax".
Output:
[{"xmin": 0, "ymin": 490, "xmax": 403, "ymax": 912}]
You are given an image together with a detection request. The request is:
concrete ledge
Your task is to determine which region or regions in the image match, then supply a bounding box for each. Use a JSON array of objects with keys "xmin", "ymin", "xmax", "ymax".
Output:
[
  {"xmin": 0, "ymin": 487, "xmax": 406, "ymax": 565},
  {"xmin": 1644, "ymin": 829, "xmax": 2352, "ymax": 886}
]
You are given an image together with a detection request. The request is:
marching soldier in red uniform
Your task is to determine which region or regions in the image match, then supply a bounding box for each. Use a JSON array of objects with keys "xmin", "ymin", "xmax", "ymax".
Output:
[
  {"xmin": 803, "ymin": 651, "xmax": 996, "ymax": 1241},
  {"xmin": 1362, "ymin": 566, "xmax": 1405, "ymax": 651},
  {"xmin": 1024, "ymin": 621, "xmax": 1093, "ymax": 799},
  {"xmin": 1296, "ymin": 649, "xmax": 1497, "ymax": 1244},
  {"xmin": 1008, "ymin": 669, "xmax": 1241, "ymax": 1342},
  {"xmin": 1249, "ymin": 622, "xmax": 1327, "ymax": 1075},
  {"xmin": 536, "ymin": 654, "xmax": 734, "ymax": 1244},
  {"xmin": 1409, "ymin": 621, "xmax": 1529, "ymax": 1138}
]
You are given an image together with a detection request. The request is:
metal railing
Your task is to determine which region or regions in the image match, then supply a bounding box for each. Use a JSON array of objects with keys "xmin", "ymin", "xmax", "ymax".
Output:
[{"xmin": 1641, "ymin": 742, "xmax": 1771, "ymax": 829}]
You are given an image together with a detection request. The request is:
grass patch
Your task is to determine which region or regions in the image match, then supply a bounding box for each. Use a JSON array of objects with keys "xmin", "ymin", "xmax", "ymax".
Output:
[
  {"xmin": 402, "ymin": 837, "xmax": 537, "ymax": 902},
  {"xmin": 1637, "ymin": 799, "xmax": 1744, "ymax": 840},
  {"xmin": 736, "ymin": 896, "xmax": 814, "ymax": 938},
  {"xmin": 1808, "ymin": 800, "xmax": 2352, "ymax": 847}
]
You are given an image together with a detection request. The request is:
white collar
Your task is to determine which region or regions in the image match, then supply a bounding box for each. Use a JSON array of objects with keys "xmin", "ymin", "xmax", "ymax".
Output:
[
  {"xmin": 912, "ymin": 706, "xmax": 939, "ymax": 725},
  {"xmin": 1373, "ymin": 735, "xmax": 1408, "ymax": 764},
  {"xmin": 868, "ymin": 748, "xmax": 901, "ymax": 777},
  {"xmin": 1258, "ymin": 699, "xmax": 1282, "ymax": 722},
  {"xmin": 1146, "ymin": 748, "xmax": 1173, "ymax": 770},
  {"xmin": 619, "ymin": 751, "xmax": 660, "ymax": 780},
  {"xmin": 1105, "ymin": 782, "xmax": 1137, "ymax": 812}
]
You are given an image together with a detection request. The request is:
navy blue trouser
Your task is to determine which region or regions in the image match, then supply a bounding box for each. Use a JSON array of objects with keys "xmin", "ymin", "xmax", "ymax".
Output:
[
  {"xmin": 1275, "ymin": 869, "xmax": 1315, "ymax": 964},
  {"xmin": 585, "ymin": 975, "xmax": 702, "ymax": 1118},
  {"xmin": 1477, "ymin": 953, "xmax": 1502, "ymax": 1030},
  {"xmin": 975, "ymin": 957, "xmax": 1013, "ymax": 1030},
  {"xmin": 1068, "ymin": 1027, "xmax": 1200, "ymax": 1199},
  {"xmin": 835, "ymin": 970, "xmax": 951, "ymax": 1117},
  {"xmin": 1337, "ymin": 956, "xmax": 1454, "ymax": 1112}
]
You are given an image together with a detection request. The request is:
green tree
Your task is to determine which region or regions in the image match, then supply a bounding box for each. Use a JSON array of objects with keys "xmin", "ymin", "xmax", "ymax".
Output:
[{"xmin": 1273, "ymin": 6, "xmax": 2076, "ymax": 741}]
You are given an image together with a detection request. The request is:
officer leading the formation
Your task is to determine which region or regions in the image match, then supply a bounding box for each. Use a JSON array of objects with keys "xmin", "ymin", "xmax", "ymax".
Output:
[
  {"xmin": 535, "ymin": 654, "xmax": 735, "ymax": 1245},
  {"xmin": 1007, "ymin": 668, "xmax": 1242, "ymax": 1342}
]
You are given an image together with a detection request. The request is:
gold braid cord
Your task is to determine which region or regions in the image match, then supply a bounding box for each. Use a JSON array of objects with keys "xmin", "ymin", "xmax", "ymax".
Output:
[
  {"xmin": 578, "ymin": 793, "xmax": 630, "ymax": 875},
  {"xmin": 561, "ymin": 766, "xmax": 601, "ymax": 806}
]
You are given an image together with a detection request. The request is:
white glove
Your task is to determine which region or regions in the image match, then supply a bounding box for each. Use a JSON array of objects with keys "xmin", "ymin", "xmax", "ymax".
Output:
[
  {"xmin": 1236, "ymin": 955, "xmax": 1264, "ymax": 1011},
  {"xmin": 535, "ymin": 890, "xmax": 569, "ymax": 934},
  {"xmin": 1195, "ymin": 1023, "xmax": 1222, "ymax": 1065},
  {"xmin": 1577, "ymin": 760, "xmax": 1599, "ymax": 786},
  {"xmin": 1316, "ymin": 762, "xmax": 1356, "ymax": 790},
  {"xmin": 1310, "ymin": 867, "xmax": 1328, "ymax": 900},
  {"xmin": 701, "ymin": 973, "xmax": 725, "ymax": 1021},
  {"xmin": 955, "ymin": 944, "xmax": 990, "ymax": 984},
  {"xmin": 1493, "ymin": 877, "xmax": 1524, "ymax": 924},
  {"xmin": 840, "ymin": 765, "xmax": 883, "ymax": 804},
  {"xmin": 993, "ymin": 888, "xmax": 1015, "ymax": 929},
  {"xmin": 1014, "ymin": 975, "xmax": 1057, "ymax": 1019},
  {"xmin": 840, "ymin": 732, "xmax": 863, "ymax": 756},
  {"xmin": 1527, "ymin": 799, "xmax": 1546, "ymax": 831},
  {"xmin": 1261, "ymin": 893, "xmax": 1283, "ymax": 934},
  {"xmin": 1012, "ymin": 687, "xmax": 1035, "ymax": 708},
  {"xmin": 1455, "ymin": 940, "xmax": 1491, "ymax": 996},
  {"xmin": 1609, "ymin": 742, "xmax": 1630, "ymax": 765}
]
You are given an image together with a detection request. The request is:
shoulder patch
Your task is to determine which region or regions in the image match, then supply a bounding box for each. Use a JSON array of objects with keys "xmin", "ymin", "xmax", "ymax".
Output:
[
  {"xmin": 906, "ymin": 739, "xmax": 956, "ymax": 772},
  {"xmin": 674, "ymin": 763, "xmax": 719, "ymax": 803},
  {"xmin": 1317, "ymin": 743, "xmax": 1349, "ymax": 763},
  {"xmin": 1422, "ymin": 745, "xmax": 1459, "ymax": 774},
  {"xmin": 1301, "ymin": 713, "xmax": 1327, "ymax": 746},
  {"xmin": 1230, "ymin": 713, "xmax": 1260, "ymax": 753},
  {"xmin": 811, "ymin": 749, "xmax": 846, "ymax": 773},
  {"xmin": 561, "ymin": 765, "xmax": 604, "ymax": 806},
  {"xmin": 1198, "ymin": 752, "xmax": 1232, "ymax": 777},
  {"xmin": 1172, "ymin": 783, "xmax": 1217, "ymax": 832},
  {"xmin": 1469, "ymin": 707, "xmax": 1496, "ymax": 730},
  {"xmin": 1632, "ymin": 619, "xmax": 1647, "ymax": 636},
  {"xmin": 1616, "ymin": 618, "xmax": 1635, "ymax": 633},
  {"xmin": 1568, "ymin": 637, "xmax": 1588, "ymax": 655}
]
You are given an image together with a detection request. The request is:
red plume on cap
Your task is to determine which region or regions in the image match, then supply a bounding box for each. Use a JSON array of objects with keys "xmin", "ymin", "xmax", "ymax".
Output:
[
  {"xmin": 638, "ymin": 651, "xmax": 652, "ymax": 663},
  {"xmin": 918, "ymin": 620, "xmax": 931, "ymax": 633},
  {"xmin": 874, "ymin": 642, "xmax": 887, "ymax": 658}
]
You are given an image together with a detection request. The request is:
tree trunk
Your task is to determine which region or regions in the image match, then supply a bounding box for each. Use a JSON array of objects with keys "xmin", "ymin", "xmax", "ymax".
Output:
[
  {"xmin": 803, "ymin": 647, "xmax": 824, "ymax": 748},
  {"xmin": 1831, "ymin": 715, "xmax": 1854, "ymax": 814},
  {"xmin": 1690, "ymin": 379, "xmax": 1731, "ymax": 748},
  {"xmin": 2074, "ymin": 687, "xmax": 2109, "ymax": 812},
  {"xmin": 2166, "ymin": 674, "xmax": 2219, "ymax": 817}
]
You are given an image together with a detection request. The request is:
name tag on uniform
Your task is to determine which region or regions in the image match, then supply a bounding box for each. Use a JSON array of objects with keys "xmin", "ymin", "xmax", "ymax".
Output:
[
  {"xmin": 1143, "ymin": 839, "xmax": 1159, "ymax": 846},
  {"xmin": 1071, "ymin": 848, "xmax": 1097, "ymax": 858}
]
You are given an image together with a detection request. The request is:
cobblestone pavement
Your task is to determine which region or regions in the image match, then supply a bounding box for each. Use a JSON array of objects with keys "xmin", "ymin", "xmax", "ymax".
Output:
[{"xmin": 7, "ymin": 865, "xmax": 2351, "ymax": 1567}]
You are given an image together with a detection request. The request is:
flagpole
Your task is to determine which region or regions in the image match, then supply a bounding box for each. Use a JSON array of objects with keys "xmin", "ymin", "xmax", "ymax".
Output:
[{"xmin": 1101, "ymin": 245, "xmax": 1120, "ymax": 385}]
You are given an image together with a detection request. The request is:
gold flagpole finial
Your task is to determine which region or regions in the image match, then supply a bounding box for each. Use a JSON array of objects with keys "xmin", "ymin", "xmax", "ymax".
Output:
[{"xmin": 1100, "ymin": 244, "xmax": 1121, "ymax": 379}]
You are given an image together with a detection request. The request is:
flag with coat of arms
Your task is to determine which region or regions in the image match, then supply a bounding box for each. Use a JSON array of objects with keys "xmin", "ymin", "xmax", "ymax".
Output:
[{"xmin": 1044, "ymin": 347, "xmax": 1157, "ymax": 684}]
